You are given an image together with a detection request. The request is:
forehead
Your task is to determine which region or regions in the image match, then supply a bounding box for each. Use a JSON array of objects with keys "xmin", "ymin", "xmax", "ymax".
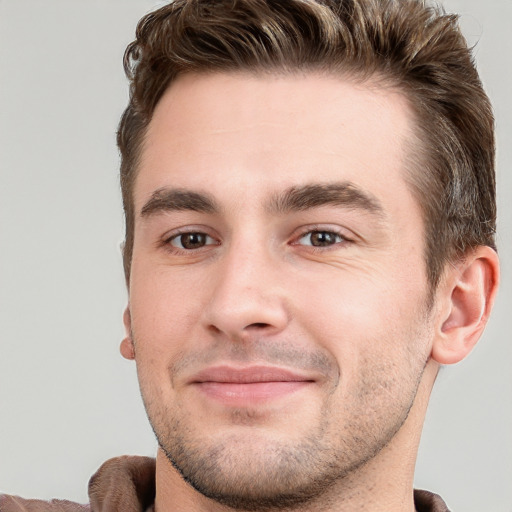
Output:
[{"xmin": 136, "ymin": 71, "xmax": 417, "ymax": 217}]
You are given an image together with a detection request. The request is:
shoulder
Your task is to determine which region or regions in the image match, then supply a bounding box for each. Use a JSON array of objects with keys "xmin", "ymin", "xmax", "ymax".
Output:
[
  {"xmin": 0, "ymin": 455, "xmax": 156, "ymax": 512},
  {"xmin": 0, "ymin": 494, "xmax": 90, "ymax": 512},
  {"xmin": 414, "ymin": 489, "xmax": 451, "ymax": 512}
]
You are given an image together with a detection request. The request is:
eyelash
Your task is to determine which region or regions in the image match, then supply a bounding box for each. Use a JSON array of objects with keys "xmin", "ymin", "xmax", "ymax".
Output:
[
  {"xmin": 160, "ymin": 225, "xmax": 352, "ymax": 254},
  {"xmin": 291, "ymin": 226, "xmax": 352, "ymax": 251},
  {"xmin": 161, "ymin": 228, "xmax": 219, "ymax": 253}
]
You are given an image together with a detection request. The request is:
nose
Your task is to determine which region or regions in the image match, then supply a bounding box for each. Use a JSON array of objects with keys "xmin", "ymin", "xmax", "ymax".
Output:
[{"xmin": 202, "ymin": 243, "xmax": 290, "ymax": 342}]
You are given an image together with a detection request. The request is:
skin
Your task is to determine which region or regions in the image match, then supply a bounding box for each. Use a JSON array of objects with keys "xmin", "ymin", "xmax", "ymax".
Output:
[{"xmin": 122, "ymin": 72, "xmax": 499, "ymax": 512}]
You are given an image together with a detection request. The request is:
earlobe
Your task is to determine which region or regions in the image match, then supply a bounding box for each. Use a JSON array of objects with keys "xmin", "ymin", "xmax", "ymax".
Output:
[
  {"xmin": 431, "ymin": 246, "xmax": 499, "ymax": 365},
  {"xmin": 120, "ymin": 307, "xmax": 135, "ymax": 360}
]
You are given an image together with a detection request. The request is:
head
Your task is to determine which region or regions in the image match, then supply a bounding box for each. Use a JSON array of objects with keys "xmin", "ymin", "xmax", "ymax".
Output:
[
  {"xmin": 118, "ymin": 0, "xmax": 496, "ymax": 289},
  {"xmin": 117, "ymin": 1, "xmax": 499, "ymax": 509}
]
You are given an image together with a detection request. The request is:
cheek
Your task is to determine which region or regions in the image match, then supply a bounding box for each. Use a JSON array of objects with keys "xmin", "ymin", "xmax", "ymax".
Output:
[
  {"xmin": 129, "ymin": 264, "xmax": 211, "ymax": 362},
  {"xmin": 292, "ymin": 266, "xmax": 429, "ymax": 367}
]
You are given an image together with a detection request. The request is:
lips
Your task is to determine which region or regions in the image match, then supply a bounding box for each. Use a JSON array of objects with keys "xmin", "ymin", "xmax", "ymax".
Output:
[
  {"xmin": 191, "ymin": 365, "xmax": 314, "ymax": 384},
  {"xmin": 189, "ymin": 365, "xmax": 315, "ymax": 404}
]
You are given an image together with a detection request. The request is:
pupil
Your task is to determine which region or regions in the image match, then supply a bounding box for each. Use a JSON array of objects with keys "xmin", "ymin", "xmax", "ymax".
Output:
[
  {"xmin": 182, "ymin": 233, "xmax": 205, "ymax": 249},
  {"xmin": 311, "ymin": 232, "xmax": 334, "ymax": 246}
]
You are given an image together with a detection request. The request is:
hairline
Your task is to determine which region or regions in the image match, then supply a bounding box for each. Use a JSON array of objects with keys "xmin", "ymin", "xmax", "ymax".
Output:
[{"xmin": 124, "ymin": 68, "xmax": 440, "ymax": 293}]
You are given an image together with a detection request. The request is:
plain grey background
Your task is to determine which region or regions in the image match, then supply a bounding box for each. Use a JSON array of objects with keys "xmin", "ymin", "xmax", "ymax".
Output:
[{"xmin": 0, "ymin": 1, "xmax": 510, "ymax": 510}]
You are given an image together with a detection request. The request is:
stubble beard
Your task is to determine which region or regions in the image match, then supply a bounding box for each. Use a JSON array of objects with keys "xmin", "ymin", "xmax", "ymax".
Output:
[
  {"xmin": 158, "ymin": 413, "xmax": 346, "ymax": 511},
  {"xmin": 139, "ymin": 352, "xmax": 429, "ymax": 511}
]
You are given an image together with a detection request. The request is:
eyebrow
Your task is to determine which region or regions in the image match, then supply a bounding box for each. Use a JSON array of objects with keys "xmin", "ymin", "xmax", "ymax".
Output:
[
  {"xmin": 267, "ymin": 182, "xmax": 385, "ymax": 218},
  {"xmin": 140, "ymin": 188, "xmax": 218, "ymax": 217},
  {"xmin": 139, "ymin": 181, "xmax": 385, "ymax": 219}
]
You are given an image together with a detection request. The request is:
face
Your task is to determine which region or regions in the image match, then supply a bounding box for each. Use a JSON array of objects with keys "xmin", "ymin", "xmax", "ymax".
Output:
[{"xmin": 127, "ymin": 72, "xmax": 434, "ymax": 509}]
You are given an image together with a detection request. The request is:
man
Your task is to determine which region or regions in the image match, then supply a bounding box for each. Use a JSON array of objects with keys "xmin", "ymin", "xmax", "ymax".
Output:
[{"xmin": 1, "ymin": 0, "xmax": 500, "ymax": 511}]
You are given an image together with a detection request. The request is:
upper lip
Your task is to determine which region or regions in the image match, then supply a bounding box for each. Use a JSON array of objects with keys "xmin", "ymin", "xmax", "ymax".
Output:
[{"xmin": 190, "ymin": 365, "xmax": 315, "ymax": 384}]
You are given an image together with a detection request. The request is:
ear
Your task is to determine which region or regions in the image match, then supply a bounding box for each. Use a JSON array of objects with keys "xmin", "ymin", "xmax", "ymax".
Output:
[
  {"xmin": 120, "ymin": 306, "xmax": 135, "ymax": 360},
  {"xmin": 431, "ymin": 246, "xmax": 499, "ymax": 365}
]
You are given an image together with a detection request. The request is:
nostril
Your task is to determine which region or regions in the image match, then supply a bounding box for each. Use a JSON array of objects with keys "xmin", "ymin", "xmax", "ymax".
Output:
[{"xmin": 247, "ymin": 323, "xmax": 270, "ymax": 329}]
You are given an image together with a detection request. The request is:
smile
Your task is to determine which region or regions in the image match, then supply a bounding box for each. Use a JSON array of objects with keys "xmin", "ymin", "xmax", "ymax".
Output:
[{"xmin": 190, "ymin": 365, "xmax": 315, "ymax": 405}]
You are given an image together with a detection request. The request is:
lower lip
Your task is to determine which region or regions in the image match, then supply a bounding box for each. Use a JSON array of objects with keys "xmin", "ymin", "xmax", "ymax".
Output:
[{"xmin": 194, "ymin": 381, "xmax": 311, "ymax": 405}]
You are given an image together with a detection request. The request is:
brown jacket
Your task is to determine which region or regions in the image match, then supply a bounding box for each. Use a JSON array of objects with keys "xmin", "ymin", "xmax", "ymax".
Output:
[{"xmin": 0, "ymin": 456, "xmax": 450, "ymax": 511}]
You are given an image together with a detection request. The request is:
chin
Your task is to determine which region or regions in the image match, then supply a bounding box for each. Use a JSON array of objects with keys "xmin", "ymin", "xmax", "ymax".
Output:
[{"xmin": 159, "ymin": 431, "xmax": 346, "ymax": 511}]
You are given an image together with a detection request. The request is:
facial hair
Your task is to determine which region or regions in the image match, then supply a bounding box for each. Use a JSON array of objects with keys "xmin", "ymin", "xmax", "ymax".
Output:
[{"xmin": 135, "ymin": 331, "xmax": 430, "ymax": 511}]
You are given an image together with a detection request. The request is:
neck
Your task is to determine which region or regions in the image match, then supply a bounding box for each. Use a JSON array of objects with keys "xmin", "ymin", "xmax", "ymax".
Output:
[{"xmin": 155, "ymin": 361, "xmax": 438, "ymax": 512}]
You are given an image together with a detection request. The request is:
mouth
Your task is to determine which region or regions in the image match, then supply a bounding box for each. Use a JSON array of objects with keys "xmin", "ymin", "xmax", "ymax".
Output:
[{"xmin": 189, "ymin": 365, "xmax": 315, "ymax": 405}]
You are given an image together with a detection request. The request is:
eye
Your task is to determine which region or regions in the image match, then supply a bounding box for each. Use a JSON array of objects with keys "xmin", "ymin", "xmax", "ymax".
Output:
[
  {"xmin": 297, "ymin": 230, "xmax": 345, "ymax": 247},
  {"xmin": 169, "ymin": 232, "xmax": 217, "ymax": 250}
]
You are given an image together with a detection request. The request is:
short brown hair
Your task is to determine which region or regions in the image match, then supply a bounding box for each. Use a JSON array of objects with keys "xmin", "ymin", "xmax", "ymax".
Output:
[{"xmin": 118, "ymin": 0, "xmax": 496, "ymax": 286}]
